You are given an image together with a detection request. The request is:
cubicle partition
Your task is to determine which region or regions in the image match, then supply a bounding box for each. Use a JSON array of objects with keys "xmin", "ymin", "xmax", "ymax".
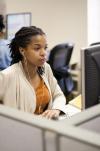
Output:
[{"xmin": 0, "ymin": 104, "xmax": 100, "ymax": 151}]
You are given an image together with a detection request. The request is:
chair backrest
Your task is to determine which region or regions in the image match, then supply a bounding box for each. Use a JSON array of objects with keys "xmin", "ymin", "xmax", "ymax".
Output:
[
  {"xmin": 90, "ymin": 42, "xmax": 100, "ymax": 46},
  {"xmin": 48, "ymin": 43, "xmax": 74, "ymax": 70},
  {"xmin": 48, "ymin": 43, "xmax": 74, "ymax": 98}
]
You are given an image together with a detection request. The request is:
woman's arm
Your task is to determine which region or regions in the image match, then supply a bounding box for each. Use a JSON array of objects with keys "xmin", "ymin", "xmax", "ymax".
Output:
[
  {"xmin": 0, "ymin": 72, "xmax": 5, "ymax": 103},
  {"xmin": 44, "ymin": 63, "xmax": 66, "ymax": 114},
  {"xmin": 41, "ymin": 109, "xmax": 60, "ymax": 119}
]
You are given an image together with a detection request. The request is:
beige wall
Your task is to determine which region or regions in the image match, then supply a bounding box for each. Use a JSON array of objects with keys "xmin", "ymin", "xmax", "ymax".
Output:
[
  {"xmin": 0, "ymin": 0, "xmax": 6, "ymax": 16},
  {"xmin": 88, "ymin": 0, "xmax": 100, "ymax": 45},
  {"xmin": 5, "ymin": 0, "xmax": 87, "ymax": 65}
]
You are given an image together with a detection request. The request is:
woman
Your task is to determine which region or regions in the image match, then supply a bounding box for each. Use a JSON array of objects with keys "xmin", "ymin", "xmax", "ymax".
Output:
[{"xmin": 0, "ymin": 26, "xmax": 66, "ymax": 119}]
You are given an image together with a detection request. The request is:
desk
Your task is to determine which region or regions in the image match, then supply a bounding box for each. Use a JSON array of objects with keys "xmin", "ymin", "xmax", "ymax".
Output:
[
  {"xmin": 69, "ymin": 94, "xmax": 82, "ymax": 110},
  {"xmin": 58, "ymin": 95, "xmax": 82, "ymax": 119}
]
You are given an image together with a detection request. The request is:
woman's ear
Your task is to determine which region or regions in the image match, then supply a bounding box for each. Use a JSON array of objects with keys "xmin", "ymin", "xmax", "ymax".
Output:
[{"xmin": 19, "ymin": 47, "xmax": 24, "ymax": 56}]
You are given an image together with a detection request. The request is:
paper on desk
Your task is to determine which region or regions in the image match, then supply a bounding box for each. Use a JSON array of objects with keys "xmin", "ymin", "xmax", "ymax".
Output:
[
  {"xmin": 63, "ymin": 104, "xmax": 81, "ymax": 117},
  {"xmin": 58, "ymin": 104, "xmax": 81, "ymax": 120}
]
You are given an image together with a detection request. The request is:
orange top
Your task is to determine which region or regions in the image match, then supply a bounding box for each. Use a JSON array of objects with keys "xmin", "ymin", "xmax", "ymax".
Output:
[{"xmin": 34, "ymin": 78, "xmax": 50, "ymax": 114}]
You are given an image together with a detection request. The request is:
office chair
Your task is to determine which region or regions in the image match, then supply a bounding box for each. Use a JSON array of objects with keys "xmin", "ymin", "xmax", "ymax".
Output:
[
  {"xmin": 90, "ymin": 42, "xmax": 100, "ymax": 46},
  {"xmin": 48, "ymin": 43, "xmax": 74, "ymax": 101}
]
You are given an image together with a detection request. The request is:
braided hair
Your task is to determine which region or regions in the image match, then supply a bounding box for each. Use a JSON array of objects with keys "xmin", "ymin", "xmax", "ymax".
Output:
[
  {"xmin": 0, "ymin": 15, "xmax": 5, "ymax": 32},
  {"xmin": 9, "ymin": 26, "xmax": 46, "ymax": 75}
]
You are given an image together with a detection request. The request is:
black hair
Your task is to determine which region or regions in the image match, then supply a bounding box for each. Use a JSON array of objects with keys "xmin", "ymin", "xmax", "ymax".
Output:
[
  {"xmin": 0, "ymin": 15, "xmax": 5, "ymax": 32},
  {"xmin": 9, "ymin": 26, "xmax": 46, "ymax": 75}
]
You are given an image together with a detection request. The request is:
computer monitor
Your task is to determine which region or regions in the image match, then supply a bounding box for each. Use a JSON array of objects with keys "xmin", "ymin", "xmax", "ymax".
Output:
[{"xmin": 81, "ymin": 45, "xmax": 100, "ymax": 109}]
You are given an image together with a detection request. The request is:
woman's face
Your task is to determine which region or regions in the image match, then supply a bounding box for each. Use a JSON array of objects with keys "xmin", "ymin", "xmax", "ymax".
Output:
[{"xmin": 22, "ymin": 34, "xmax": 48, "ymax": 67}]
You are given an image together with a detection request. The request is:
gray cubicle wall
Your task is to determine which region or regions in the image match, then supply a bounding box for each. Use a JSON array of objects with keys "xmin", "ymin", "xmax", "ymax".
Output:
[{"xmin": 0, "ymin": 104, "xmax": 100, "ymax": 151}]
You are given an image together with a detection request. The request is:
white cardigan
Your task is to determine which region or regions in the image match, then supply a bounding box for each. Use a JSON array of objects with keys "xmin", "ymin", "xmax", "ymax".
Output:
[{"xmin": 0, "ymin": 62, "xmax": 66, "ymax": 114}]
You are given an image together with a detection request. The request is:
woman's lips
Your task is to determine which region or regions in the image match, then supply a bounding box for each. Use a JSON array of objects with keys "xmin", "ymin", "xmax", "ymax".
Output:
[{"xmin": 40, "ymin": 58, "xmax": 46, "ymax": 63}]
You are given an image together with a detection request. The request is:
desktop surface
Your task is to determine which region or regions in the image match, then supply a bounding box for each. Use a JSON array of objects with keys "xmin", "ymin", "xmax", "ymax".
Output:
[
  {"xmin": 0, "ymin": 104, "xmax": 100, "ymax": 151},
  {"xmin": 78, "ymin": 116, "xmax": 100, "ymax": 133}
]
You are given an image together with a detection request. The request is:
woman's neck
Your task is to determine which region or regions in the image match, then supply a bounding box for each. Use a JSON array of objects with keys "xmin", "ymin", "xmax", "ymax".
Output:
[{"xmin": 21, "ymin": 61, "xmax": 38, "ymax": 80}]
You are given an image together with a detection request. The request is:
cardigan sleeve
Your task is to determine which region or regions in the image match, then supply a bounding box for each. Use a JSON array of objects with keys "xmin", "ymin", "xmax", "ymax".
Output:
[
  {"xmin": 0, "ymin": 72, "xmax": 5, "ymax": 102},
  {"xmin": 44, "ymin": 63, "xmax": 66, "ymax": 113}
]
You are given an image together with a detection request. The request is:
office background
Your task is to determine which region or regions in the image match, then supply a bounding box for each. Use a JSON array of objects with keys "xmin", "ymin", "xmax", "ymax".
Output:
[
  {"xmin": 0, "ymin": 0, "xmax": 100, "ymax": 65},
  {"xmin": 0, "ymin": 1, "xmax": 100, "ymax": 150},
  {"xmin": 0, "ymin": 0, "xmax": 87, "ymax": 65}
]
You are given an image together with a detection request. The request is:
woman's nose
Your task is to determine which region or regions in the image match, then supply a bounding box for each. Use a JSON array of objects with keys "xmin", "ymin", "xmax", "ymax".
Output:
[{"xmin": 40, "ymin": 48, "xmax": 47, "ymax": 56}]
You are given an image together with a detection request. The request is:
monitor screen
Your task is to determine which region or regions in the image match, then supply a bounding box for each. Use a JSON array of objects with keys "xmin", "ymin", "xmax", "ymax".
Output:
[{"xmin": 81, "ymin": 45, "xmax": 100, "ymax": 109}]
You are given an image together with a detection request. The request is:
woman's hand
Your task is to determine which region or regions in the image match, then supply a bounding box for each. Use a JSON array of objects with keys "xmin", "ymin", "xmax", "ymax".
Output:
[{"xmin": 41, "ymin": 109, "xmax": 60, "ymax": 119}]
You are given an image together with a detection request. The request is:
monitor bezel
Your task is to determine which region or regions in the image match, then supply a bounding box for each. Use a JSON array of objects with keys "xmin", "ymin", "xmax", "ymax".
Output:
[{"xmin": 81, "ymin": 45, "xmax": 100, "ymax": 109}]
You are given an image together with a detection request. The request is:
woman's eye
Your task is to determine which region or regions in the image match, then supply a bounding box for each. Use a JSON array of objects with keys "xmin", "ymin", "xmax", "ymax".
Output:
[
  {"xmin": 33, "ymin": 46, "xmax": 48, "ymax": 51},
  {"xmin": 34, "ymin": 47, "xmax": 40, "ymax": 51},
  {"xmin": 45, "ymin": 46, "xmax": 48, "ymax": 50}
]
